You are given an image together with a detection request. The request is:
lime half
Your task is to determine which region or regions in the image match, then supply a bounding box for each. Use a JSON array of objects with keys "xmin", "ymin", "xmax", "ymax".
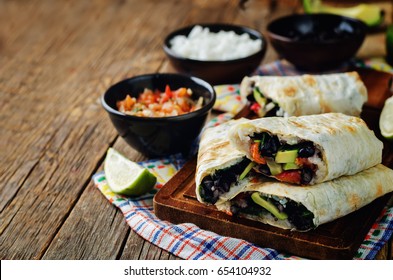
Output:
[
  {"xmin": 104, "ymin": 148, "xmax": 157, "ymax": 196},
  {"xmin": 380, "ymin": 96, "xmax": 393, "ymax": 141}
]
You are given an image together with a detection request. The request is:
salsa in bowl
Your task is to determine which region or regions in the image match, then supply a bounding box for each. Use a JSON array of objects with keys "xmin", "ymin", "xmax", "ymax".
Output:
[
  {"xmin": 102, "ymin": 73, "xmax": 216, "ymax": 158},
  {"xmin": 116, "ymin": 85, "xmax": 203, "ymax": 117}
]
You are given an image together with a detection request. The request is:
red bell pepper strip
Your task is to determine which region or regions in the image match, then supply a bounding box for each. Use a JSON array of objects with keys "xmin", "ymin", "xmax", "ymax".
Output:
[
  {"xmin": 250, "ymin": 142, "xmax": 266, "ymax": 164},
  {"xmin": 275, "ymin": 170, "xmax": 301, "ymax": 184}
]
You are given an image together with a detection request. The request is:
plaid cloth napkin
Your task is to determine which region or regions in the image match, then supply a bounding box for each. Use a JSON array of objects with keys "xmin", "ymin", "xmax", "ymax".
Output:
[
  {"xmin": 94, "ymin": 60, "xmax": 393, "ymax": 260},
  {"xmin": 93, "ymin": 157, "xmax": 393, "ymax": 260},
  {"xmin": 353, "ymin": 57, "xmax": 393, "ymax": 74}
]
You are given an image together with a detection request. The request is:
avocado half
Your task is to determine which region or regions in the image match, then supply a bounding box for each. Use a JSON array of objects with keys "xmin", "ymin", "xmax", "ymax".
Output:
[{"xmin": 303, "ymin": 0, "xmax": 384, "ymax": 27}]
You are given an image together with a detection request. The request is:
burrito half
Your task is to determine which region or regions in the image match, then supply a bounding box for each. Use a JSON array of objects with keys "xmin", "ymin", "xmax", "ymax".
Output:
[
  {"xmin": 229, "ymin": 113, "xmax": 383, "ymax": 185},
  {"xmin": 216, "ymin": 164, "xmax": 393, "ymax": 231},
  {"xmin": 241, "ymin": 72, "xmax": 367, "ymax": 117},
  {"xmin": 196, "ymin": 118, "xmax": 255, "ymax": 205}
]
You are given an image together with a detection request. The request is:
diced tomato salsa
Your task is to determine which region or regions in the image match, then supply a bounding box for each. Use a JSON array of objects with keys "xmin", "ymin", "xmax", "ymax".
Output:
[{"xmin": 116, "ymin": 85, "xmax": 203, "ymax": 117}]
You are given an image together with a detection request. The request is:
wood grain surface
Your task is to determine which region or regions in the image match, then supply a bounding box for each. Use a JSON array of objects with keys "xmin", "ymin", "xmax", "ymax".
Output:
[{"xmin": 0, "ymin": 0, "xmax": 392, "ymax": 260}]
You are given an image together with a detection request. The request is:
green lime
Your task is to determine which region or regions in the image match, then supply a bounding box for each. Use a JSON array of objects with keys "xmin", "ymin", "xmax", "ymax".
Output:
[
  {"xmin": 380, "ymin": 96, "xmax": 393, "ymax": 141},
  {"xmin": 386, "ymin": 25, "xmax": 393, "ymax": 66},
  {"xmin": 104, "ymin": 148, "xmax": 157, "ymax": 196}
]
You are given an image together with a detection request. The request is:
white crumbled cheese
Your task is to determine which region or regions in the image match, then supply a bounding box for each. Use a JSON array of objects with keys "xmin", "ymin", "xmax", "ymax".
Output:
[
  {"xmin": 308, "ymin": 153, "xmax": 326, "ymax": 183},
  {"xmin": 275, "ymin": 107, "xmax": 286, "ymax": 117},
  {"xmin": 169, "ymin": 25, "xmax": 262, "ymax": 61},
  {"xmin": 278, "ymin": 134, "xmax": 302, "ymax": 145}
]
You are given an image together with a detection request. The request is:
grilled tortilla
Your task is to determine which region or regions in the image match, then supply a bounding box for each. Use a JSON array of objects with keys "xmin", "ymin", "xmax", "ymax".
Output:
[
  {"xmin": 196, "ymin": 118, "xmax": 253, "ymax": 205},
  {"xmin": 241, "ymin": 72, "xmax": 367, "ymax": 117},
  {"xmin": 216, "ymin": 164, "xmax": 393, "ymax": 231},
  {"xmin": 229, "ymin": 113, "xmax": 383, "ymax": 185}
]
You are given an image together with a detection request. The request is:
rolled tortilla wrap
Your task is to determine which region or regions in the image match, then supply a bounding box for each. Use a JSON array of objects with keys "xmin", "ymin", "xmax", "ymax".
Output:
[
  {"xmin": 241, "ymin": 71, "xmax": 367, "ymax": 117},
  {"xmin": 196, "ymin": 118, "xmax": 253, "ymax": 205},
  {"xmin": 229, "ymin": 113, "xmax": 383, "ymax": 185},
  {"xmin": 216, "ymin": 164, "xmax": 393, "ymax": 231}
]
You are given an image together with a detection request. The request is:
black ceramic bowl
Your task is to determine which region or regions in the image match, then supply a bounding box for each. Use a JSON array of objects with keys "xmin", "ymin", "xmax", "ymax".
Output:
[
  {"xmin": 102, "ymin": 73, "xmax": 216, "ymax": 158},
  {"xmin": 163, "ymin": 23, "xmax": 267, "ymax": 85},
  {"xmin": 267, "ymin": 13, "xmax": 367, "ymax": 71}
]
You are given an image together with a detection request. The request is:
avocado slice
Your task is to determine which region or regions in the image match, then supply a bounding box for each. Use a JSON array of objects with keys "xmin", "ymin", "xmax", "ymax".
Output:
[
  {"xmin": 266, "ymin": 158, "xmax": 282, "ymax": 176},
  {"xmin": 303, "ymin": 0, "xmax": 384, "ymax": 27},
  {"xmin": 239, "ymin": 161, "xmax": 256, "ymax": 180},
  {"xmin": 251, "ymin": 193, "xmax": 288, "ymax": 220},
  {"xmin": 283, "ymin": 162, "xmax": 299, "ymax": 170},
  {"xmin": 253, "ymin": 87, "xmax": 267, "ymax": 106},
  {"xmin": 275, "ymin": 149, "xmax": 298, "ymax": 163}
]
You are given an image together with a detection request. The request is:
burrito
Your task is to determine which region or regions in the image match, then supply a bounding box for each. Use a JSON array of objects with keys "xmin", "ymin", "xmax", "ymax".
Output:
[
  {"xmin": 229, "ymin": 113, "xmax": 383, "ymax": 185},
  {"xmin": 241, "ymin": 72, "xmax": 367, "ymax": 117},
  {"xmin": 196, "ymin": 118, "xmax": 255, "ymax": 205},
  {"xmin": 216, "ymin": 164, "xmax": 393, "ymax": 231}
]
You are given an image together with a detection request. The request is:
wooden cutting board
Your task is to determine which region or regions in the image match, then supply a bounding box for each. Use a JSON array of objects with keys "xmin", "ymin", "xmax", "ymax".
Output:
[{"xmin": 153, "ymin": 68, "xmax": 393, "ymax": 260}]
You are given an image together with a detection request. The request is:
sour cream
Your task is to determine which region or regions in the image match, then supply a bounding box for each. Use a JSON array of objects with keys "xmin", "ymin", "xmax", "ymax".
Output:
[{"xmin": 169, "ymin": 25, "xmax": 262, "ymax": 61}]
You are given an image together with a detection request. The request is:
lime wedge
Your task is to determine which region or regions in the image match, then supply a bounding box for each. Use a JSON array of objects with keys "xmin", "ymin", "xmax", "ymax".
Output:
[
  {"xmin": 104, "ymin": 148, "xmax": 157, "ymax": 196},
  {"xmin": 380, "ymin": 96, "xmax": 393, "ymax": 141}
]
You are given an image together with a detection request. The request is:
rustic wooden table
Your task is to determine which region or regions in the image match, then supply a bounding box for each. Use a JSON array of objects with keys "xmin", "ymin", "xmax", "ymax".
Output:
[{"xmin": 1, "ymin": 0, "xmax": 392, "ymax": 260}]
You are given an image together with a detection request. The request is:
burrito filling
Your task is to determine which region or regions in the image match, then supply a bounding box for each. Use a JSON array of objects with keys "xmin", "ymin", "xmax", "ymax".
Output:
[
  {"xmin": 230, "ymin": 192, "xmax": 315, "ymax": 231},
  {"xmin": 247, "ymin": 85, "xmax": 283, "ymax": 117},
  {"xmin": 249, "ymin": 132, "xmax": 320, "ymax": 185},
  {"xmin": 199, "ymin": 157, "xmax": 252, "ymax": 204}
]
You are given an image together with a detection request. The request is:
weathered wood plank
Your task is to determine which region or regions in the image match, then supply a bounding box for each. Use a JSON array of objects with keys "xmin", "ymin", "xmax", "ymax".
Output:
[
  {"xmin": 40, "ymin": 0, "xmax": 242, "ymax": 260},
  {"xmin": 42, "ymin": 182, "xmax": 130, "ymax": 260},
  {"xmin": 0, "ymin": 0, "xmax": 391, "ymax": 261},
  {"xmin": 41, "ymin": 140, "xmax": 146, "ymax": 259},
  {"xmin": 0, "ymin": 0, "xmax": 179, "ymax": 259},
  {"xmin": 119, "ymin": 230, "xmax": 146, "ymax": 260},
  {"xmin": 0, "ymin": 0, "xmax": 166, "ymax": 213}
]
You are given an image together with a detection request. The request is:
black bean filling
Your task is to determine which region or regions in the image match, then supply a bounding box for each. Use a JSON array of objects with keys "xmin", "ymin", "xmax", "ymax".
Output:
[
  {"xmin": 230, "ymin": 194, "xmax": 260, "ymax": 216},
  {"xmin": 300, "ymin": 167, "xmax": 313, "ymax": 184},
  {"xmin": 200, "ymin": 158, "xmax": 250, "ymax": 204},
  {"xmin": 259, "ymin": 134, "xmax": 280, "ymax": 157},
  {"xmin": 231, "ymin": 193, "xmax": 315, "ymax": 231},
  {"xmin": 247, "ymin": 86, "xmax": 279, "ymax": 117},
  {"xmin": 251, "ymin": 132, "xmax": 317, "ymax": 184},
  {"xmin": 297, "ymin": 142, "xmax": 315, "ymax": 158},
  {"xmin": 285, "ymin": 200, "xmax": 315, "ymax": 231},
  {"xmin": 255, "ymin": 164, "xmax": 271, "ymax": 176}
]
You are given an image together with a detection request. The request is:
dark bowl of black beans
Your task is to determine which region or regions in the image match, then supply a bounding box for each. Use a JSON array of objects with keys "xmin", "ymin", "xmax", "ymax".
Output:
[{"xmin": 267, "ymin": 13, "xmax": 367, "ymax": 71}]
